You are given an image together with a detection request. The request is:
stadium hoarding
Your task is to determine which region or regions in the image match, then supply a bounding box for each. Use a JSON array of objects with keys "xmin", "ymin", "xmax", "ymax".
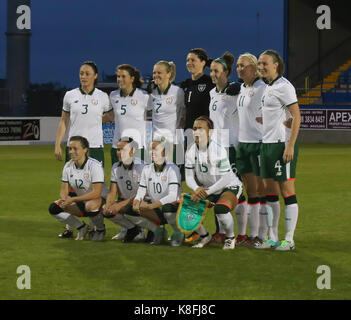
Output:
[
  {"xmin": 0, "ymin": 118, "xmax": 40, "ymax": 141},
  {"xmin": 300, "ymin": 108, "xmax": 351, "ymax": 130}
]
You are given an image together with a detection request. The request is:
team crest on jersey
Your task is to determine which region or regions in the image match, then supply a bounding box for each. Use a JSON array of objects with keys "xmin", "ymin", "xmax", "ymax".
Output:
[
  {"xmin": 91, "ymin": 99, "xmax": 98, "ymax": 105},
  {"xmin": 161, "ymin": 176, "xmax": 167, "ymax": 182},
  {"xmin": 131, "ymin": 99, "xmax": 138, "ymax": 106},
  {"xmin": 198, "ymin": 84, "xmax": 206, "ymax": 92},
  {"xmin": 83, "ymin": 173, "xmax": 90, "ymax": 180},
  {"xmin": 166, "ymin": 97, "xmax": 173, "ymax": 105},
  {"xmin": 248, "ymin": 89, "xmax": 254, "ymax": 97},
  {"xmin": 267, "ymin": 90, "xmax": 273, "ymax": 97}
]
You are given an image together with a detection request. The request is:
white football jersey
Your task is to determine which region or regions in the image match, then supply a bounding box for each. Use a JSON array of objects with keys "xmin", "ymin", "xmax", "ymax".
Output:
[
  {"xmin": 149, "ymin": 84, "xmax": 185, "ymax": 143},
  {"xmin": 185, "ymin": 140, "xmax": 241, "ymax": 194},
  {"xmin": 237, "ymin": 79, "xmax": 265, "ymax": 143},
  {"xmin": 110, "ymin": 88, "xmax": 150, "ymax": 148},
  {"xmin": 110, "ymin": 161, "xmax": 145, "ymax": 200},
  {"xmin": 209, "ymin": 86, "xmax": 239, "ymax": 148},
  {"xmin": 136, "ymin": 162, "xmax": 181, "ymax": 204},
  {"xmin": 62, "ymin": 157, "xmax": 106, "ymax": 198},
  {"xmin": 261, "ymin": 76, "xmax": 298, "ymax": 143},
  {"xmin": 63, "ymin": 87, "xmax": 112, "ymax": 148}
]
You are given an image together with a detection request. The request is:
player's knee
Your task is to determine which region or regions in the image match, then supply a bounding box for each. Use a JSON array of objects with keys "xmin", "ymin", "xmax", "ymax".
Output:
[
  {"xmin": 85, "ymin": 202, "xmax": 99, "ymax": 213},
  {"xmin": 48, "ymin": 202, "xmax": 63, "ymax": 215},
  {"xmin": 266, "ymin": 194, "xmax": 279, "ymax": 202},
  {"xmin": 214, "ymin": 203, "xmax": 232, "ymax": 215},
  {"xmin": 283, "ymin": 194, "xmax": 297, "ymax": 205}
]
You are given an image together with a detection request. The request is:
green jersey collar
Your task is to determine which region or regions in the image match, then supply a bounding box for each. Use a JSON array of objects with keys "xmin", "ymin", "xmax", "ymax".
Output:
[
  {"xmin": 215, "ymin": 83, "xmax": 229, "ymax": 93},
  {"xmin": 75, "ymin": 156, "xmax": 88, "ymax": 170},
  {"xmin": 243, "ymin": 77, "xmax": 260, "ymax": 87},
  {"xmin": 268, "ymin": 75, "xmax": 282, "ymax": 86},
  {"xmin": 120, "ymin": 87, "xmax": 136, "ymax": 97},
  {"xmin": 79, "ymin": 86, "xmax": 95, "ymax": 95},
  {"xmin": 157, "ymin": 83, "xmax": 171, "ymax": 95},
  {"xmin": 154, "ymin": 162, "xmax": 166, "ymax": 172},
  {"xmin": 122, "ymin": 162, "xmax": 134, "ymax": 170}
]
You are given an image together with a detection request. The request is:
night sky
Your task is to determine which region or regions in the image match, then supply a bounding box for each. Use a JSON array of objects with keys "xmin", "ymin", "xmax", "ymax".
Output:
[{"xmin": 0, "ymin": 0, "xmax": 284, "ymax": 88}]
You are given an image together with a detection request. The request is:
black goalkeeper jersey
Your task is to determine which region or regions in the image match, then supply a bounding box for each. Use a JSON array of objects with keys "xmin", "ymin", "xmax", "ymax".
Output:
[{"xmin": 180, "ymin": 74, "xmax": 215, "ymax": 130}]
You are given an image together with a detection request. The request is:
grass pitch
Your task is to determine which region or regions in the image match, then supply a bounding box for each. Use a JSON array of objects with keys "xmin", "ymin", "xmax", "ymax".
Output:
[{"xmin": 0, "ymin": 144, "xmax": 350, "ymax": 300}]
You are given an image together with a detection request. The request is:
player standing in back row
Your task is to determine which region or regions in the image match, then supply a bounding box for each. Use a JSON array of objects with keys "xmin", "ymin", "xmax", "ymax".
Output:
[
  {"xmin": 107, "ymin": 64, "xmax": 150, "ymax": 166},
  {"xmin": 208, "ymin": 52, "xmax": 248, "ymax": 244},
  {"xmin": 235, "ymin": 53, "xmax": 268, "ymax": 247},
  {"xmin": 149, "ymin": 60, "xmax": 185, "ymax": 164},
  {"xmin": 256, "ymin": 49, "xmax": 301, "ymax": 251}
]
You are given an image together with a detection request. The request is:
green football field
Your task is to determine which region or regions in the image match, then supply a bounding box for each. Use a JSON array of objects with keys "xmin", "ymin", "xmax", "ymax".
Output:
[{"xmin": 0, "ymin": 144, "xmax": 350, "ymax": 300}]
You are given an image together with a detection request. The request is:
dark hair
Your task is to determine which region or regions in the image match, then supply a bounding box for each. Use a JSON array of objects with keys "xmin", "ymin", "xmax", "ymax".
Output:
[
  {"xmin": 213, "ymin": 51, "xmax": 235, "ymax": 77},
  {"xmin": 69, "ymin": 136, "xmax": 90, "ymax": 155},
  {"xmin": 261, "ymin": 49, "xmax": 285, "ymax": 75},
  {"xmin": 81, "ymin": 61, "xmax": 98, "ymax": 86},
  {"xmin": 188, "ymin": 48, "xmax": 212, "ymax": 69},
  {"xmin": 117, "ymin": 64, "xmax": 143, "ymax": 88},
  {"xmin": 194, "ymin": 115, "xmax": 214, "ymax": 130},
  {"xmin": 118, "ymin": 136, "xmax": 138, "ymax": 149}
]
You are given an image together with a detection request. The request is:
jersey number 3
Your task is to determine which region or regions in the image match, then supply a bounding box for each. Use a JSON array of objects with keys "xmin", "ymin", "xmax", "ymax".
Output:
[{"xmin": 82, "ymin": 104, "xmax": 88, "ymax": 114}]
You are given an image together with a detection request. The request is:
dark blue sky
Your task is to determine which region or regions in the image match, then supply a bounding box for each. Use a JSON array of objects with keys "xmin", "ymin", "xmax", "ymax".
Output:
[{"xmin": 0, "ymin": 0, "xmax": 284, "ymax": 88}]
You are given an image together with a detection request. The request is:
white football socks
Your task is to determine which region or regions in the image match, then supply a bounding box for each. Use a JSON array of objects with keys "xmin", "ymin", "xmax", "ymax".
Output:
[{"xmin": 235, "ymin": 201, "xmax": 248, "ymax": 235}]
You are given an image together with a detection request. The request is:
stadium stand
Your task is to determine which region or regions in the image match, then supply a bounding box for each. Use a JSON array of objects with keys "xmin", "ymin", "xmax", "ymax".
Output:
[{"xmin": 298, "ymin": 59, "xmax": 351, "ymax": 105}]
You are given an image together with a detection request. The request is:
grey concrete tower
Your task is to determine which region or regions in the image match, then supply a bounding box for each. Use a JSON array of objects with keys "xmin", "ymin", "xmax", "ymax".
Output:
[{"xmin": 6, "ymin": 0, "xmax": 31, "ymax": 115}]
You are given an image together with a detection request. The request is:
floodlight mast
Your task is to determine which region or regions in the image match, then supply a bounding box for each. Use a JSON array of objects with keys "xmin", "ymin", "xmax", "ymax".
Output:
[{"xmin": 6, "ymin": 0, "xmax": 31, "ymax": 115}]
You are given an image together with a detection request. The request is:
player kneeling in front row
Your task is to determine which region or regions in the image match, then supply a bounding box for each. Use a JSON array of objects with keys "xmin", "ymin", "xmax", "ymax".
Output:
[
  {"xmin": 185, "ymin": 116, "xmax": 242, "ymax": 250},
  {"xmin": 48, "ymin": 136, "xmax": 107, "ymax": 241},
  {"xmin": 133, "ymin": 137, "xmax": 185, "ymax": 247},
  {"xmin": 103, "ymin": 137, "xmax": 159, "ymax": 243}
]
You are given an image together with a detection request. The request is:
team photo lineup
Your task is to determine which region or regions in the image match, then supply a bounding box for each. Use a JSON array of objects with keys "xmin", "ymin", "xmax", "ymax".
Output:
[{"xmin": 51, "ymin": 48, "xmax": 301, "ymax": 252}]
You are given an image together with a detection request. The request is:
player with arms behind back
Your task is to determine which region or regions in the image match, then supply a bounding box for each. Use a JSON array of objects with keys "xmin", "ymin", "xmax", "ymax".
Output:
[{"xmin": 257, "ymin": 49, "xmax": 301, "ymax": 251}]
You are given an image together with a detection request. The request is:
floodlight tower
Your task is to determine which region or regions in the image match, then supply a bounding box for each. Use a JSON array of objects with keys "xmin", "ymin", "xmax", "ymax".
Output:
[{"xmin": 6, "ymin": 0, "xmax": 31, "ymax": 115}]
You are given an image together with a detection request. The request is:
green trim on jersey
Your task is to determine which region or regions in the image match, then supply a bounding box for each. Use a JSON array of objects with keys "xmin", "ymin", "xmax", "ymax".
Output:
[
  {"xmin": 215, "ymin": 83, "xmax": 229, "ymax": 93},
  {"xmin": 79, "ymin": 86, "xmax": 95, "ymax": 95},
  {"xmin": 120, "ymin": 87, "xmax": 136, "ymax": 97},
  {"xmin": 74, "ymin": 156, "xmax": 89, "ymax": 170},
  {"xmin": 157, "ymin": 83, "xmax": 171, "ymax": 95},
  {"xmin": 154, "ymin": 162, "xmax": 166, "ymax": 172},
  {"xmin": 268, "ymin": 75, "xmax": 282, "ymax": 86},
  {"xmin": 286, "ymin": 101, "xmax": 298, "ymax": 108}
]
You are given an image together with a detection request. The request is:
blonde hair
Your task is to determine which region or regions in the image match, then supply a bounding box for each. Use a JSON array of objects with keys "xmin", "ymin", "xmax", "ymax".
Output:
[
  {"xmin": 238, "ymin": 53, "xmax": 261, "ymax": 78},
  {"xmin": 155, "ymin": 60, "xmax": 176, "ymax": 83}
]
